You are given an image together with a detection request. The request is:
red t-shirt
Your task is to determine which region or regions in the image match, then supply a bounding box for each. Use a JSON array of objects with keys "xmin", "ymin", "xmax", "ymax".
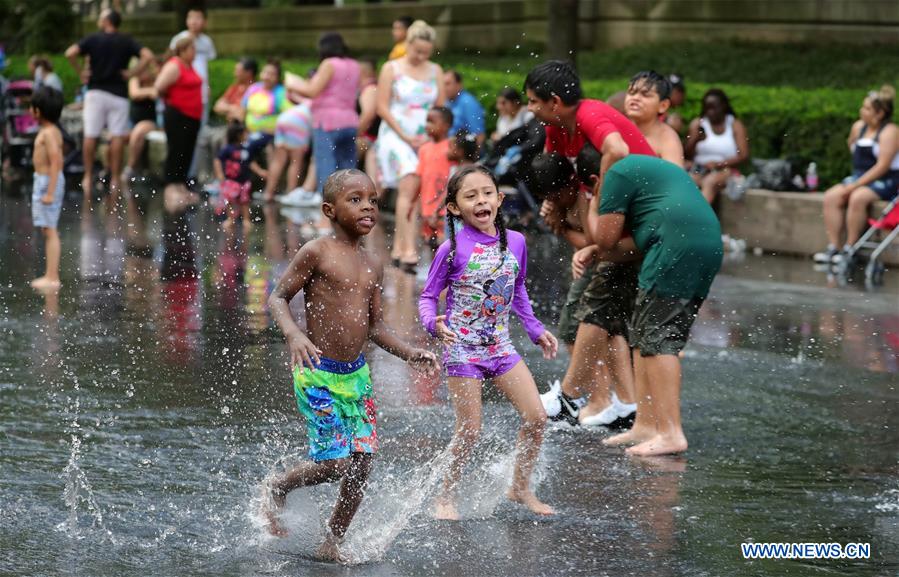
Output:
[
  {"xmin": 222, "ymin": 82, "xmax": 250, "ymax": 107},
  {"xmin": 544, "ymin": 99, "xmax": 655, "ymax": 159},
  {"xmin": 165, "ymin": 57, "xmax": 203, "ymax": 120}
]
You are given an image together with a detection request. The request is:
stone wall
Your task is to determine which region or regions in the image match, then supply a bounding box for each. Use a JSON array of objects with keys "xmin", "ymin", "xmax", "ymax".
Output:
[
  {"xmin": 99, "ymin": 0, "xmax": 899, "ymax": 56},
  {"xmin": 719, "ymin": 190, "xmax": 899, "ymax": 265}
]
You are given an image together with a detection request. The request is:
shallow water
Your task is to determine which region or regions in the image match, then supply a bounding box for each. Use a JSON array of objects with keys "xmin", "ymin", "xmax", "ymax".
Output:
[{"xmin": 1, "ymin": 186, "xmax": 897, "ymax": 576}]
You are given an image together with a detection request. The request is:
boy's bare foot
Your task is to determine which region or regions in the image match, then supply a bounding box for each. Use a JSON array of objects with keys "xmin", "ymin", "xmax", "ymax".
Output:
[
  {"xmin": 260, "ymin": 482, "xmax": 288, "ymax": 537},
  {"xmin": 222, "ymin": 218, "xmax": 234, "ymax": 231},
  {"xmin": 507, "ymin": 489, "xmax": 555, "ymax": 516},
  {"xmin": 30, "ymin": 277, "xmax": 61, "ymax": 290},
  {"xmin": 433, "ymin": 495, "xmax": 460, "ymax": 520},
  {"xmin": 81, "ymin": 176, "xmax": 92, "ymax": 196},
  {"xmin": 315, "ymin": 532, "xmax": 348, "ymax": 564},
  {"xmin": 625, "ymin": 433, "xmax": 688, "ymax": 457},
  {"xmin": 603, "ymin": 426, "xmax": 656, "ymax": 447}
]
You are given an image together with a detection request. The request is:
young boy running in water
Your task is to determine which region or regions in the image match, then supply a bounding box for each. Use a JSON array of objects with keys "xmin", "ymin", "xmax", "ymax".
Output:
[{"xmin": 264, "ymin": 169, "xmax": 438, "ymax": 561}]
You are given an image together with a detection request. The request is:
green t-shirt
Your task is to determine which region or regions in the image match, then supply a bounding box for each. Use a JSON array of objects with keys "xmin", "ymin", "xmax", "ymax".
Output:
[{"xmin": 599, "ymin": 155, "xmax": 723, "ymax": 298}]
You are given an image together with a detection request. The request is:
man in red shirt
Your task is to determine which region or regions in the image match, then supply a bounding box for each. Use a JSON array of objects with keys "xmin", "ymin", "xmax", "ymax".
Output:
[{"xmin": 524, "ymin": 60, "xmax": 654, "ymax": 431}]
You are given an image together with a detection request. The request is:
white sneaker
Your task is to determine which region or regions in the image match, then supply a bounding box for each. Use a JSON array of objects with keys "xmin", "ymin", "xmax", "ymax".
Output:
[
  {"xmin": 540, "ymin": 379, "xmax": 562, "ymax": 418},
  {"xmin": 612, "ymin": 392, "xmax": 637, "ymax": 418},
  {"xmin": 579, "ymin": 401, "xmax": 620, "ymax": 427},
  {"xmin": 279, "ymin": 187, "xmax": 322, "ymax": 208}
]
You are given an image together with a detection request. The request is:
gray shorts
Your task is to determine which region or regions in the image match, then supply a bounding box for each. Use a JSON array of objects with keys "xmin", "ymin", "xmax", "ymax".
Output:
[
  {"xmin": 83, "ymin": 89, "xmax": 130, "ymax": 138},
  {"xmin": 32, "ymin": 172, "xmax": 65, "ymax": 229}
]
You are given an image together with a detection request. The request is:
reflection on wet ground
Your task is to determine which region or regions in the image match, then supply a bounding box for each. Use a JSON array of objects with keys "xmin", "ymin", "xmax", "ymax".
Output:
[{"xmin": 1, "ymin": 184, "xmax": 897, "ymax": 576}]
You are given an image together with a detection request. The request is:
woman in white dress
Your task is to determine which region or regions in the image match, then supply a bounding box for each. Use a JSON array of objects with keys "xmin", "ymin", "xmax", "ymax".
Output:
[{"xmin": 376, "ymin": 20, "xmax": 445, "ymax": 272}]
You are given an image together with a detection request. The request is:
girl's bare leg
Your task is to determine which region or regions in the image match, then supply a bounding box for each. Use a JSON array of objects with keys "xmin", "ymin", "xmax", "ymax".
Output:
[
  {"xmin": 125, "ymin": 121, "xmax": 156, "ymax": 174},
  {"xmin": 287, "ymin": 147, "xmax": 306, "ymax": 192},
  {"xmin": 492, "ymin": 361, "xmax": 554, "ymax": 515},
  {"xmin": 264, "ymin": 146, "xmax": 287, "ymax": 201},
  {"xmin": 845, "ymin": 187, "xmax": 879, "ymax": 245},
  {"xmin": 436, "ymin": 376, "xmax": 483, "ymax": 520},
  {"xmin": 610, "ymin": 335, "xmax": 636, "ymax": 404}
]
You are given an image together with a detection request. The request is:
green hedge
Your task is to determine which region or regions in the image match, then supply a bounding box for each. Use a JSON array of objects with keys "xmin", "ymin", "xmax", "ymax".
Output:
[
  {"xmin": 6, "ymin": 54, "xmax": 864, "ymax": 186},
  {"xmin": 449, "ymin": 64, "xmax": 859, "ymax": 186}
]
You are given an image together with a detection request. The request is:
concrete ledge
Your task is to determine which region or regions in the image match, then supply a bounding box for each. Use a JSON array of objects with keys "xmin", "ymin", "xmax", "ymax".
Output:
[{"xmin": 719, "ymin": 189, "xmax": 899, "ymax": 265}]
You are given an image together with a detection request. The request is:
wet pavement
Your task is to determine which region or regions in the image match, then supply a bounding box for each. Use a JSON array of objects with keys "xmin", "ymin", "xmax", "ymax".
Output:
[{"xmin": 1, "ymin": 183, "xmax": 897, "ymax": 576}]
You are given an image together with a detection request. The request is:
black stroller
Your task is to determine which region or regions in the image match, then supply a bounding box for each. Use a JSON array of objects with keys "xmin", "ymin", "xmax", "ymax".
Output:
[{"xmin": 481, "ymin": 118, "xmax": 546, "ymax": 228}]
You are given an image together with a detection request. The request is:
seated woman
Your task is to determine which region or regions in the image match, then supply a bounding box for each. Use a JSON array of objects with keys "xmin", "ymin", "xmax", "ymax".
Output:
[
  {"xmin": 685, "ymin": 88, "xmax": 749, "ymax": 204},
  {"xmin": 816, "ymin": 85, "xmax": 899, "ymax": 264},
  {"xmin": 122, "ymin": 57, "xmax": 162, "ymax": 183},
  {"xmin": 213, "ymin": 57, "xmax": 257, "ymax": 123},
  {"xmin": 240, "ymin": 59, "xmax": 291, "ymax": 147},
  {"xmin": 491, "ymin": 87, "xmax": 532, "ymax": 143}
]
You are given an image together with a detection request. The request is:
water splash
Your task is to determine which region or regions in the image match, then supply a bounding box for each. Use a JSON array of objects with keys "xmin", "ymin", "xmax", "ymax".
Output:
[
  {"xmin": 56, "ymin": 384, "xmax": 115, "ymax": 543},
  {"xmin": 343, "ymin": 448, "xmax": 453, "ymax": 563}
]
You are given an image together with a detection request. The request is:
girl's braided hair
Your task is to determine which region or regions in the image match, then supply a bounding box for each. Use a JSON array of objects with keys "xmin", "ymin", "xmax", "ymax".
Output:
[{"xmin": 444, "ymin": 165, "xmax": 507, "ymax": 265}]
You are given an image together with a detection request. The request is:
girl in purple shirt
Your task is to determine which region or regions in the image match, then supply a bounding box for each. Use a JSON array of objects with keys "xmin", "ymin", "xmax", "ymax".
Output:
[{"xmin": 419, "ymin": 165, "xmax": 558, "ymax": 520}]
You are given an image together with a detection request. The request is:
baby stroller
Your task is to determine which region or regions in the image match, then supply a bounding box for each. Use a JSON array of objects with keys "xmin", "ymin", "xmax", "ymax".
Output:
[
  {"xmin": 1, "ymin": 79, "xmax": 38, "ymax": 172},
  {"xmin": 837, "ymin": 196, "xmax": 899, "ymax": 287},
  {"xmin": 482, "ymin": 118, "xmax": 546, "ymax": 228}
]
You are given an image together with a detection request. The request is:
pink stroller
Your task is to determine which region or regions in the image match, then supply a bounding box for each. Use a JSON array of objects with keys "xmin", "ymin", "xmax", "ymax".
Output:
[
  {"xmin": 1, "ymin": 79, "xmax": 38, "ymax": 171},
  {"xmin": 838, "ymin": 196, "xmax": 899, "ymax": 287}
]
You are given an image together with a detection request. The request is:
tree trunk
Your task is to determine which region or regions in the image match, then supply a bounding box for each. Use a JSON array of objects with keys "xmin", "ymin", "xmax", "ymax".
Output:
[{"xmin": 546, "ymin": 0, "xmax": 579, "ymax": 67}]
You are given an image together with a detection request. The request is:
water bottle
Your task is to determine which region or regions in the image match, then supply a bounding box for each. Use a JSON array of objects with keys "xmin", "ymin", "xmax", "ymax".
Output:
[{"xmin": 806, "ymin": 162, "xmax": 818, "ymax": 191}]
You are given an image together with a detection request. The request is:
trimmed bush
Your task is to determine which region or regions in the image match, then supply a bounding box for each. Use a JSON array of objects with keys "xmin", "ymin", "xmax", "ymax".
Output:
[
  {"xmin": 449, "ymin": 64, "xmax": 861, "ymax": 186},
  {"xmin": 6, "ymin": 50, "xmax": 871, "ymax": 186}
]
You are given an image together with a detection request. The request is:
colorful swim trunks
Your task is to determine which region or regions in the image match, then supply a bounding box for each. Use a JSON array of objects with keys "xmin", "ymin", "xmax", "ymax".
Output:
[{"xmin": 292, "ymin": 355, "xmax": 378, "ymax": 462}]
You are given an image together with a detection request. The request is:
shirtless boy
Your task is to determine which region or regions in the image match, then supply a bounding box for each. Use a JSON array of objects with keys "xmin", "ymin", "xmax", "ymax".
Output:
[
  {"xmin": 264, "ymin": 169, "xmax": 438, "ymax": 562},
  {"xmin": 30, "ymin": 87, "xmax": 66, "ymax": 290},
  {"xmin": 624, "ymin": 71, "xmax": 684, "ymax": 166}
]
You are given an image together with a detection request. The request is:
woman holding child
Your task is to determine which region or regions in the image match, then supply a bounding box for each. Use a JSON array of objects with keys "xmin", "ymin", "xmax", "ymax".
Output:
[{"xmin": 376, "ymin": 20, "xmax": 445, "ymax": 272}]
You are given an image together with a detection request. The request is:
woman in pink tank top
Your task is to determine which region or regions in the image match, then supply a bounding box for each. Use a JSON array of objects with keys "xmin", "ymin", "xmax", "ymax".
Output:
[{"xmin": 287, "ymin": 32, "xmax": 360, "ymax": 193}]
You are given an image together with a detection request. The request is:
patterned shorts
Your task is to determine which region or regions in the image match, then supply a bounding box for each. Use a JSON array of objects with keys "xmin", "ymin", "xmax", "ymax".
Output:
[{"xmin": 292, "ymin": 355, "xmax": 378, "ymax": 461}]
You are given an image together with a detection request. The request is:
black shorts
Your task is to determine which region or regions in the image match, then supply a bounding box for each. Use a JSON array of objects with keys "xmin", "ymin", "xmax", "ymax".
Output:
[
  {"xmin": 628, "ymin": 288, "xmax": 705, "ymax": 356},
  {"xmin": 574, "ymin": 261, "xmax": 639, "ymax": 338}
]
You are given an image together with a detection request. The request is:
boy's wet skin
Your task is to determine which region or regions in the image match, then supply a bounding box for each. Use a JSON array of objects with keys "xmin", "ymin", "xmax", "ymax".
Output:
[
  {"xmin": 264, "ymin": 170, "xmax": 438, "ymax": 560},
  {"xmin": 271, "ymin": 173, "xmax": 384, "ymax": 365}
]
